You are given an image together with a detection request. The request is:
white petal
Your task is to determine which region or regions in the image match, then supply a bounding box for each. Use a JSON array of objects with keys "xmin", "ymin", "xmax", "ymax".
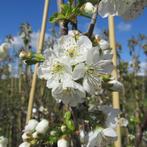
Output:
[
  {"xmin": 77, "ymin": 35, "xmax": 92, "ymax": 51},
  {"xmin": 99, "ymin": 39, "xmax": 109, "ymax": 50},
  {"xmin": 46, "ymin": 78, "xmax": 59, "ymax": 89},
  {"xmin": 52, "ymin": 82, "xmax": 85, "ymax": 107},
  {"xmin": 115, "ymin": 0, "xmax": 135, "ymax": 16},
  {"xmin": 35, "ymin": 119, "xmax": 49, "ymax": 134},
  {"xmin": 96, "ymin": 60, "xmax": 113, "ymax": 74},
  {"xmin": 102, "ymin": 128, "xmax": 117, "ymax": 139},
  {"xmin": 98, "ymin": 0, "xmax": 117, "ymax": 18},
  {"xmin": 86, "ymin": 47, "xmax": 100, "ymax": 65},
  {"xmin": 24, "ymin": 119, "xmax": 38, "ymax": 133},
  {"xmin": 57, "ymin": 138, "xmax": 69, "ymax": 147},
  {"xmin": 59, "ymin": 35, "xmax": 76, "ymax": 50},
  {"xmin": 72, "ymin": 63, "xmax": 86, "ymax": 80},
  {"xmin": 108, "ymin": 80, "xmax": 124, "ymax": 91},
  {"xmin": 19, "ymin": 142, "xmax": 31, "ymax": 147}
]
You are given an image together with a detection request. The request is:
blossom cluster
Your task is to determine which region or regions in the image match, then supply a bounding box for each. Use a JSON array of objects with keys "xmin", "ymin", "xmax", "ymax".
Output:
[
  {"xmin": 19, "ymin": 119, "xmax": 49, "ymax": 147},
  {"xmin": 38, "ymin": 31, "xmax": 122, "ymax": 107}
]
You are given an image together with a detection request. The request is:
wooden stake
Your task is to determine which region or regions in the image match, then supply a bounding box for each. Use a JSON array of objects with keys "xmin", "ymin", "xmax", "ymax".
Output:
[
  {"xmin": 26, "ymin": 0, "xmax": 49, "ymax": 123},
  {"xmin": 108, "ymin": 16, "xmax": 121, "ymax": 147}
]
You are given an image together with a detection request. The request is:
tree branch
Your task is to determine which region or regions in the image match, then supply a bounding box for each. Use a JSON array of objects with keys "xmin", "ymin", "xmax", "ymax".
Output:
[
  {"xmin": 135, "ymin": 113, "xmax": 147, "ymax": 147},
  {"xmin": 87, "ymin": 3, "xmax": 99, "ymax": 38},
  {"xmin": 70, "ymin": 107, "xmax": 81, "ymax": 147},
  {"xmin": 57, "ymin": 0, "xmax": 68, "ymax": 35}
]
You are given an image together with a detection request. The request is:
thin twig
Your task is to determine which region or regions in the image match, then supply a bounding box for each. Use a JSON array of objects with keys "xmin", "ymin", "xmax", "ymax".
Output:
[
  {"xmin": 57, "ymin": 0, "xmax": 68, "ymax": 35},
  {"xmin": 135, "ymin": 113, "xmax": 147, "ymax": 147},
  {"xmin": 70, "ymin": 107, "xmax": 81, "ymax": 147},
  {"xmin": 87, "ymin": 3, "xmax": 99, "ymax": 38},
  {"xmin": 71, "ymin": 0, "xmax": 78, "ymax": 30}
]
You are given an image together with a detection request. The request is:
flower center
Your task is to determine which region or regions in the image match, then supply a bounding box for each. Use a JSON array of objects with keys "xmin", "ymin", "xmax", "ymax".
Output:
[
  {"xmin": 66, "ymin": 48, "xmax": 78, "ymax": 58},
  {"xmin": 86, "ymin": 66, "xmax": 95, "ymax": 74},
  {"xmin": 51, "ymin": 62, "xmax": 64, "ymax": 73}
]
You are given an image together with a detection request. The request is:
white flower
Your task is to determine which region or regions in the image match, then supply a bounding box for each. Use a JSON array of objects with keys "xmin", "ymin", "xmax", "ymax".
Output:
[
  {"xmin": 98, "ymin": 0, "xmax": 146, "ymax": 20},
  {"xmin": 99, "ymin": 105, "xmax": 119, "ymax": 128},
  {"xmin": 50, "ymin": 130, "xmax": 57, "ymax": 136},
  {"xmin": 98, "ymin": 0, "xmax": 135, "ymax": 17},
  {"xmin": 24, "ymin": 119, "xmax": 38, "ymax": 133},
  {"xmin": 108, "ymin": 80, "xmax": 124, "ymax": 92},
  {"xmin": 61, "ymin": 125, "xmax": 67, "ymax": 132},
  {"xmin": 128, "ymin": 134, "xmax": 135, "ymax": 141},
  {"xmin": 32, "ymin": 108, "xmax": 37, "ymax": 113},
  {"xmin": 119, "ymin": 117, "xmax": 128, "ymax": 127},
  {"xmin": 57, "ymin": 138, "xmax": 69, "ymax": 147},
  {"xmin": 0, "ymin": 43, "xmax": 9, "ymax": 60},
  {"xmin": 58, "ymin": 34, "xmax": 92, "ymax": 65},
  {"xmin": 32, "ymin": 131, "xmax": 39, "ymax": 139},
  {"xmin": 83, "ymin": 2, "xmax": 96, "ymax": 16},
  {"xmin": 122, "ymin": 0, "xmax": 147, "ymax": 20},
  {"xmin": 19, "ymin": 142, "xmax": 31, "ymax": 147},
  {"xmin": 87, "ymin": 128, "xmax": 103, "ymax": 147},
  {"xmin": 98, "ymin": 39, "xmax": 110, "ymax": 50},
  {"xmin": 35, "ymin": 119, "xmax": 49, "ymax": 134},
  {"xmin": 73, "ymin": 47, "xmax": 113, "ymax": 95},
  {"xmin": 52, "ymin": 81, "xmax": 86, "ymax": 107},
  {"xmin": 68, "ymin": 30, "xmax": 80, "ymax": 37},
  {"xmin": 0, "ymin": 136, "xmax": 8, "ymax": 147},
  {"xmin": 22, "ymin": 133, "xmax": 30, "ymax": 141},
  {"xmin": 80, "ymin": 130, "xmax": 88, "ymax": 144},
  {"xmin": 38, "ymin": 50, "xmax": 72, "ymax": 89},
  {"xmin": 102, "ymin": 128, "xmax": 117, "ymax": 144}
]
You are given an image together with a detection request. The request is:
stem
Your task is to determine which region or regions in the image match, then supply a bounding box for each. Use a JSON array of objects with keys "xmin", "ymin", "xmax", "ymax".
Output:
[
  {"xmin": 71, "ymin": 0, "xmax": 77, "ymax": 30},
  {"xmin": 70, "ymin": 107, "xmax": 81, "ymax": 147},
  {"xmin": 57, "ymin": 0, "xmax": 68, "ymax": 35},
  {"xmin": 60, "ymin": 21, "xmax": 69, "ymax": 35},
  {"xmin": 26, "ymin": 0, "xmax": 49, "ymax": 123},
  {"xmin": 87, "ymin": 3, "xmax": 98, "ymax": 38},
  {"xmin": 135, "ymin": 113, "xmax": 147, "ymax": 147}
]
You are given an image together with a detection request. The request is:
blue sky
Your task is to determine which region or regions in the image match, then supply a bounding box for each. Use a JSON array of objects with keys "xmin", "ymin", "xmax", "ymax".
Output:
[{"xmin": 0, "ymin": 0, "xmax": 147, "ymax": 63}]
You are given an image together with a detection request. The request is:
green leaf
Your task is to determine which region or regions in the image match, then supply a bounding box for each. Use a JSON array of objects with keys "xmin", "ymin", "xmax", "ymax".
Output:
[
  {"xmin": 66, "ymin": 120, "xmax": 75, "ymax": 131},
  {"xmin": 64, "ymin": 111, "xmax": 72, "ymax": 120}
]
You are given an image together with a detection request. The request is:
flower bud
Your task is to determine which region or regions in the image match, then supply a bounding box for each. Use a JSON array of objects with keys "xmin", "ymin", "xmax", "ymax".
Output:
[
  {"xmin": 35, "ymin": 119, "xmax": 49, "ymax": 134},
  {"xmin": 19, "ymin": 142, "xmax": 31, "ymax": 147},
  {"xmin": 108, "ymin": 80, "xmax": 124, "ymax": 92},
  {"xmin": 50, "ymin": 130, "xmax": 57, "ymax": 136},
  {"xmin": 24, "ymin": 119, "xmax": 38, "ymax": 133},
  {"xmin": 22, "ymin": 133, "xmax": 31, "ymax": 141},
  {"xmin": 61, "ymin": 125, "xmax": 66, "ymax": 132},
  {"xmin": 99, "ymin": 39, "xmax": 109, "ymax": 50},
  {"xmin": 19, "ymin": 50, "xmax": 31, "ymax": 59},
  {"xmin": 102, "ymin": 128, "xmax": 117, "ymax": 143},
  {"xmin": 57, "ymin": 138, "xmax": 69, "ymax": 147},
  {"xmin": 32, "ymin": 132, "xmax": 39, "ymax": 139},
  {"xmin": 119, "ymin": 118, "xmax": 128, "ymax": 127},
  {"xmin": 83, "ymin": 2, "xmax": 95, "ymax": 16}
]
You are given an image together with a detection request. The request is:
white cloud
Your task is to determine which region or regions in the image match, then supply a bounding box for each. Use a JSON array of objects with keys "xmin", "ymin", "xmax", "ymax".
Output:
[
  {"xmin": 117, "ymin": 22, "xmax": 132, "ymax": 32},
  {"xmin": 11, "ymin": 31, "xmax": 49, "ymax": 50}
]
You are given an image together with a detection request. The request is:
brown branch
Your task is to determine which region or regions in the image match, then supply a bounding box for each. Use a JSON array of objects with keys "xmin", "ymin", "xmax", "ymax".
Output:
[
  {"xmin": 71, "ymin": 0, "xmax": 78, "ymax": 30},
  {"xmin": 70, "ymin": 107, "xmax": 81, "ymax": 147},
  {"xmin": 57, "ymin": 0, "xmax": 68, "ymax": 35},
  {"xmin": 87, "ymin": 3, "xmax": 99, "ymax": 38},
  {"xmin": 135, "ymin": 112, "xmax": 147, "ymax": 147}
]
